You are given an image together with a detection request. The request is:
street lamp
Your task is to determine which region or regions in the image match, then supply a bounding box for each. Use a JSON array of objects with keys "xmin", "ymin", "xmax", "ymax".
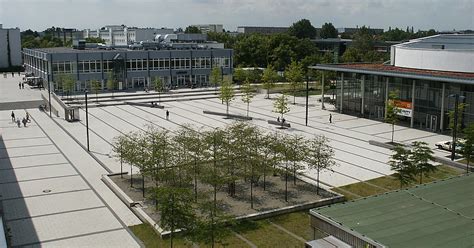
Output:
[
  {"xmin": 305, "ymin": 74, "xmax": 309, "ymax": 126},
  {"xmin": 448, "ymin": 94, "xmax": 465, "ymax": 161},
  {"xmin": 85, "ymin": 90, "xmax": 90, "ymax": 152},
  {"xmin": 48, "ymin": 80, "xmax": 52, "ymax": 117}
]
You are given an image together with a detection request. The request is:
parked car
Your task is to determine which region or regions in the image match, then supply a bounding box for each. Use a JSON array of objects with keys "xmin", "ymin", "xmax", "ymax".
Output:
[{"xmin": 435, "ymin": 139, "xmax": 465, "ymax": 151}]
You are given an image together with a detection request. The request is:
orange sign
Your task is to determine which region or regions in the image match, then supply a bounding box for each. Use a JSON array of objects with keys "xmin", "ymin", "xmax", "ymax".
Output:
[{"xmin": 394, "ymin": 100, "xmax": 412, "ymax": 109}]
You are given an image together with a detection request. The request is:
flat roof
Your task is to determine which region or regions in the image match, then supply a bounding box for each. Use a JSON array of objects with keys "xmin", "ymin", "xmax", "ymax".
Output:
[
  {"xmin": 399, "ymin": 34, "xmax": 474, "ymax": 50},
  {"xmin": 311, "ymin": 174, "xmax": 474, "ymax": 248},
  {"xmin": 27, "ymin": 46, "xmax": 231, "ymax": 54},
  {"xmin": 311, "ymin": 63, "xmax": 474, "ymax": 84}
]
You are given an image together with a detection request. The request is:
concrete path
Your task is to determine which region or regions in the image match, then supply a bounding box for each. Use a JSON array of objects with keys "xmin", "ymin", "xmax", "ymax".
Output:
[{"xmin": 0, "ymin": 109, "xmax": 141, "ymax": 247}]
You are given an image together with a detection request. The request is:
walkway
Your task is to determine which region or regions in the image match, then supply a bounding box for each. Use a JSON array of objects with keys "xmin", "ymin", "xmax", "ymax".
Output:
[{"xmin": 0, "ymin": 109, "xmax": 141, "ymax": 247}]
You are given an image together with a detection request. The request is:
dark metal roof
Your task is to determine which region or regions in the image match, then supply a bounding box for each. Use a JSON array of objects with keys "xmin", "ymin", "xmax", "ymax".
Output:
[{"xmin": 310, "ymin": 63, "xmax": 474, "ymax": 85}]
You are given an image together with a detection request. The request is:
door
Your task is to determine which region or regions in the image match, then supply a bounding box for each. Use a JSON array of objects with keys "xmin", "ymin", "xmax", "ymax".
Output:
[{"xmin": 426, "ymin": 114, "xmax": 438, "ymax": 132}]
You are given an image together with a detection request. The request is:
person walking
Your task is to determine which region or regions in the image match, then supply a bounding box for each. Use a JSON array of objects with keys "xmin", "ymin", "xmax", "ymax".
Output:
[
  {"xmin": 16, "ymin": 118, "xmax": 21, "ymax": 128},
  {"xmin": 329, "ymin": 113, "xmax": 332, "ymax": 124},
  {"xmin": 11, "ymin": 72, "xmax": 14, "ymax": 77},
  {"xmin": 22, "ymin": 117, "xmax": 27, "ymax": 127},
  {"xmin": 11, "ymin": 111, "xmax": 15, "ymax": 122},
  {"xmin": 21, "ymin": 83, "xmax": 25, "ymax": 89},
  {"xmin": 26, "ymin": 112, "xmax": 30, "ymax": 122},
  {"xmin": 166, "ymin": 110, "xmax": 169, "ymax": 120},
  {"xmin": 18, "ymin": 82, "xmax": 21, "ymax": 89}
]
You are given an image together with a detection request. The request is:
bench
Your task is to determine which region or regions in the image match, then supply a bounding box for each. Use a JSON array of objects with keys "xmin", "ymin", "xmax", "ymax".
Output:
[
  {"xmin": 126, "ymin": 101, "xmax": 165, "ymax": 109},
  {"xmin": 203, "ymin": 110, "xmax": 252, "ymax": 120},
  {"xmin": 268, "ymin": 120, "xmax": 291, "ymax": 128}
]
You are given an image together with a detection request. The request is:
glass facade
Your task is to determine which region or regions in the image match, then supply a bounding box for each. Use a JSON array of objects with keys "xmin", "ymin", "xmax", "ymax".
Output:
[{"xmin": 335, "ymin": 72, "xmax": 474, "ymax": 133}]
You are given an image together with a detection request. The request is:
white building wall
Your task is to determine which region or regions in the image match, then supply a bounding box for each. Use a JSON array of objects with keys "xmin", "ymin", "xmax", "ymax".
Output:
[
  {"xmin": 394, "ymin": 46, "xmax": 474, "ymax": 73},
  {"xmin": 0, "ymin": 27, "xmax": 21, "ymax": 68}
]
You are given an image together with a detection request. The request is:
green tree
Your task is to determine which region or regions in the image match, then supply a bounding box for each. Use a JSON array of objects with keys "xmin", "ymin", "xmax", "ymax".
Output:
[
  {"xmin": 154, "ymin": 187, "xmax": 195, "ymax": 248},
  {"xmin": 285, "ymin": 60, "xmax": 304, "ymax": 104},
  {"xmin": 90, "ymin": 79, "xmax": 101, "ymax": 102},
  {"xmin": 210, "ymin": 66, "xmax": 222, "ymax": 94},
  {"xmin": 389, "ymin": 145, "xmax": 415, "ymax": 189},
  {"xmin": 410, "ymin": 141, "xmax": 435, "ymax": 184},
  {"xmin": 240, "ymin": 79, "xmax": 255, "ymax": 117},
  {"xmin": 288, "ymin": 19, "xmax": 317, "ymax": 39},
  {"xmin": 461, "ymin": 123, "xmax": 474, "ymax": 173},
  {"xmin": 192, "ymin": 200, "xmax": 234, "ymax": 248},
  {"xmin": 218, "ymin": 79, "xmax": 235, "ymax": 116},
  {"xmin": 449, "ymin": 102, "xmax": 468, "ymax": 139},
  {"xmin": 273, "ymin": 94, "xmax": 290, "ymax": 129},
  {"xmin": 85, "ymin": 37, "xmax": 106, "ymax": 43},
  {"xmin": 184, "ymin": 26, "xmax": 202, "ymax": 34},
  {"xmin": 106, "ymin": 71, "xmax": 116, "ymax": 97},
  {"xmin": 320, "ymin": 23, "xmax": 338, "ymax": 39},
  {"xmin": 305, "ymin": 135, "xmax": 336, "ymax": 195},
  {"xmin": 385, "ymin": 90, "xmax": 400, "ymax": 144},
  {"xmin": 58, "ymin": 74, "xmax": 75, "ymax": 99},
  {"xmin": 153, "ymin": 76, "xmax": 164, "ymax": 104},
  {"xmin": 262, "ymin": 65, "xmax": 278, "ymax": 99},
  {"xmin": 233, "ymin": 66, "xmax": 246, "ymax": 85}
]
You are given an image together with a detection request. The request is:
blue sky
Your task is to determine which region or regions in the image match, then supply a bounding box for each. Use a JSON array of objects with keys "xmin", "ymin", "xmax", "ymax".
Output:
[{"xmin": 0, "ymin": 0, "xmax": 472, "ymax": 32}]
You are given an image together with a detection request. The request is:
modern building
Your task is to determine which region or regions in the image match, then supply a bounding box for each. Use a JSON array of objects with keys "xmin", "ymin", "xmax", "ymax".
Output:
[
  {"xmin": 237, "ymin": 26, "xmax": 289, "ymax": 35},
  {"xmin": 309, "ymin": 173, "xmax": 474, "ymax": 247},
  {"xmin": 337, "ymin": 27, "xmax": 384, "ymax": 37},
  {"xmin": 83, "ymin": 25, "xmax": 174, "ymax": 46},
  {"xmin": 0, "ymin": 24, "xmax": 22, "ymax": 69},
  {"xmin": 311, "ymin": 34, "xmax": 474, "ymax": 133},
  {"xmin": 23, "ymin": 42, "xmax": 232, "ymax": 92},
  {"xmin": 49, "ymin": 28, "xmax": 82, "ymax": 45},
  {"xmin": 192, "ymin": 24, "xmax": 224, "ymax": 33}
]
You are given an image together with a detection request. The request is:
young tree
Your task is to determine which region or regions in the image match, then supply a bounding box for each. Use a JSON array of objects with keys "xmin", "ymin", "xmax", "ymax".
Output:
[
  {"xmin": 240, "ymin": 79, "xmax": 255, "ymax": 117},
  {"xmin": 106, "ymin": 71, "xmax": 116, "ymax": 98},
  {"xmin": 262, "ymin": 65, "xmax": 278, "ymax": 99},
  {"xmin": 410, "ymin": 141, "xmax": 435, "ymax": 184},
  {"xmin": 385, "ymin": 90, "xmax": 400, "ymax": 144},
  {"xmin": 389, "ymin": 145, "xmax": 415, "ymax": 189},
  {"xmin": 155, "ymin": 187, "xmax": 195, "ymax": 248},
  {"xmin": 90, "ymin": 79, "xmax": 101, "ymax": 102},
  {"xmin": 285, "ymin": 60, "xmax": 304, "ymax": 104},
  {"xmin": 305, "ymin": 135, "xmax": 336, "ymax": 195},
  {"xmin": 192, "ymin": 200, "xmax": 234, "ymax": 248},
  {"xmin": 233, "ymin": 66, "xmax": 246, "ymax": 85},
  {"xmin": 210, "ymin": 66, "xmax": 222, "ymax": 94},
  {"xmin": 449, "ymin": 102, "xmax": 467, "ymax": 139},
  {"xmin": 461, "ymin": 123, "xmax": 474, "ymax": 173},
  {"xmin": 218, "ymin": 79, "xmax": 235, "ymax": 116},
  {"xmin": 153, "ymin": 76, "xmax": 164, "ymax": 104},
  {"xmin": 58, "ymin": 74, "xmax": 75, "ymax": 99},
  {"xmin": 286, "ymin": 134, "xmax": 306, "ymax": 185},
  {"xmin": 273, "ymin": 94, "xmax": 290, "ymax": 129}
]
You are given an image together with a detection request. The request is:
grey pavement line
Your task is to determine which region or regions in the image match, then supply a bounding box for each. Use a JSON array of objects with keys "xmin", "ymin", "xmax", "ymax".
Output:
[
  {"xmin": 2, "ymin": 136, "xmax": 47, "ymax": 141},
  {"xmin": 195, "ymin": 99, "xmax": 392, "ymax": 164},
  {"xmin": 401, "ymin": 132, "xmax": 444, "ymax": 142},
  {"xmin": 98, "ymin": 107, "xmax": 148, "ymax": 132},
  {"xmin": 202, "ymin": 98, "xmax": 393, "ymax": 157},
  {"xmin": 10, "ymin": 227, "xmax": 126, "ymax": 248},
  {"xmin": 0, "ymin": 143, "xmax": 53, "ymax": 150},
  {"xmin": 347, "ymin": 121, "xmax": 387, "ymax": 130},
  {"xmin": 0, "ymin": 151, "xmax": 60, "ymax": 160},
  {"xmin": 371, "ymin": 127, "xmax": 411, "ymax": 136},
  {"xmin": 114, "ymin": 105, "xmax": 170, "ymax": 132},
  {"xmin": 268, "ymin": 221, "xmax": 307, "ymax": 243},
  {"xmin": 31, "ymin": 112, "xmax": 144, "ymax": 246},
  {"xmin": 0, "ymin": 174, "xmax": 79, "ymax": 185},
  {"xmin": 49, "ymin": 116, "xmax": 114, "ymax": 174},
  {"xmin": 0, "ymin": 162, "xmax": 70, "ymax": 171},
  {"xmin": 231, "ymin": 230, "xmax": 257, "ymax": 248},
  {"xmin": 0, "ymin": 125, "xmax": 38, "ymax": 128},
  {"xmin": 2, "ymin": 188, "xmax": 92, "ymax": 201},
  {"xmin": 5, "ymin": 206, "xmax": 107, "ymax": 222}
]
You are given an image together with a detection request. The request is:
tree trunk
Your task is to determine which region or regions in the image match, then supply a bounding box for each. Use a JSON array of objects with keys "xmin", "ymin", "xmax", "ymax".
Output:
[
  {"xmin": 467, "ymin": 159, "xmax": 470, "ymax": 174},
  {"xmin": 293, "ymin": 162, "xmax": 297, "ymax": 185},
  {"xmin": 285, "ymin": 163, "xmax": 288, "ymax": 202},
  {"xmin": 226, "ymin": 103, "xmax": 229, "ymax": 116},
  {"xmin": 194, "ymin": 159, "xmax": 198, "ymax": 202},
  {"xmin": 391, "ymin": 123, "xmax": 395, "ymax": 144},
  {"xmin": 419, "ymin": 172, "xmax": 423, "ymax": 184},
  {"xmin": 130, "ymin": 165, "xmax": 133, "ymax": 188},
  {"xmin": 142, "ymin": 174, "xmax": 145, "ymax": 198},
  {"xmin": 247, "ymin": 102, "xmax": 249, "ymax": 117},
  {"xmin": 316, "ymin": 165, "xmax": 320, "ymax": 195}
]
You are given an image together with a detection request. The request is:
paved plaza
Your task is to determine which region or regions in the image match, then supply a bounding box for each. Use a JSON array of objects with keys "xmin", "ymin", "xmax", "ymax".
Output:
[
  {"xmin": 0, "ymin": 73, "xmax": 42, "ymax": 110},
  {"xmin": 0, "ymin": 108, "xmax": 141, "ymax": 246},
  {"xmin": 52, "ymin": 91, "xmax": 453, "ymax": 188},
  {"xmin": 0, "ymin": 74, "xmax": 454, "ymax": 246}
]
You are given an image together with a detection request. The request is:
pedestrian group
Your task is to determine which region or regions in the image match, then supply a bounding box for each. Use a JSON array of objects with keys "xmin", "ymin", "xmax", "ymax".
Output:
[{"xmin": 11, "ymin": 111, "xmax": 30, "ymax": 128}]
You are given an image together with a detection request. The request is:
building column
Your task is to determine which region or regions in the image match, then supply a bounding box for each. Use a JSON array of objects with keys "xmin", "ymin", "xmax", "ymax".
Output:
[
  {"xmin": 321, "ymin": 72, "xmax": 325, "ymax": 109},
  {"xmin": 411, "ymin": 80, "xmax": 416, "ymax": 128},
  {"xmin": 384, "ymin": 77, "xmax": 389, "ymax": 118},
  {"xmin": 440, "ymin": 83, "xmax": 446, "ymax": 131},
  {"xmin": 340, "ymin": 73, "xmax": 344, "ymax": 113},
  {"xmin": 361, "ymin": 75, "xmax": 365, "ymax": 115}
]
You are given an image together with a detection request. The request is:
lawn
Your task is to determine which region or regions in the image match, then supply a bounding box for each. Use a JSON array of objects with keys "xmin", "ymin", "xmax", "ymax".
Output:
[{"xmin": 332, "ymin": 165, "xmax": 463, "ymax": 200}]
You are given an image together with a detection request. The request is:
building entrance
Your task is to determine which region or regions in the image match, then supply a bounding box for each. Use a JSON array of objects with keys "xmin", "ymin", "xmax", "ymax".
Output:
[{"xmin": 425, "ymin": 114, "xmax": 438, "ymax": 132}]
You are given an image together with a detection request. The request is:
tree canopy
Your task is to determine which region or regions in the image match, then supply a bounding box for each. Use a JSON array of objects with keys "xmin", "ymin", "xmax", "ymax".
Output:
[
  {"xmin": 185, "ymin": 26, "xmax": 202, "ymax": 34},
  {"xmin": 288, "ymin": 19, "xmax": 317, "ymax": 39},
  {"xmin": 320, "ymin": 23, "xmax": 338, "ymax": 39}
]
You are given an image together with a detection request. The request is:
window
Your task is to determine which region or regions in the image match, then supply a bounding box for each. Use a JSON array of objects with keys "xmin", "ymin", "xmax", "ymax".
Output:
[
  {"xmin": 78, "ymin": 60, "xmax": 101, "ymax": 73},
  {"xmin": 171, "ymin": 58, "xmax": 191, "ymax": 69},
  {"xmin": 52, "ymin": 62, "xmax": 74, "ymax": 74},
  {"xmin": 127, "ymin": 59, "xmax": 147, "ymax": 71}
]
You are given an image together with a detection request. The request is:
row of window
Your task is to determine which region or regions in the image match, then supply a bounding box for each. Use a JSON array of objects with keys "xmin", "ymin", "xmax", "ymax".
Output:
[{"xmin": 52, "ymin": 57, "xmax": 231, "ymax": 74}]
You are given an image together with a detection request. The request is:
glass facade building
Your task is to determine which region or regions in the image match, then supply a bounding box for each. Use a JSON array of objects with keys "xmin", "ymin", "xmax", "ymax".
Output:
[{"xmin": 312, "ymin": 64, "xmax": 474, "ymax": 133}]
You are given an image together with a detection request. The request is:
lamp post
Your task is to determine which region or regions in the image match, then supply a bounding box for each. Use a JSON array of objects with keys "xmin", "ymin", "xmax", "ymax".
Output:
[
  {"xmin": 449, "ymin": 94, "xmax": 465, "ymax": 161},
  {"xmin": 48, "ymin": 80, "xmax": 52, "ymax": 117},
  {"xmin": 305, "ymin": 75, "xmax": 309, "ymax": 126},
  {"xmin": 85, "ymin": 90, "xmax": 90, "ymax": 152}
]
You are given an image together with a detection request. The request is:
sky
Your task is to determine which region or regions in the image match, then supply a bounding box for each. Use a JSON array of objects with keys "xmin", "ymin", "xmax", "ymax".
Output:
[{"xmin": 0, "ymin": 0, "xmax": 473, "ymax": 32}]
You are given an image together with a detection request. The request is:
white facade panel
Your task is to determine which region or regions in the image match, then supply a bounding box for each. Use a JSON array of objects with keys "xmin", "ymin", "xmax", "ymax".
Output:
[{"xmin": 0, "ymin": 28, "xmax": 22, "ymax": 68}]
